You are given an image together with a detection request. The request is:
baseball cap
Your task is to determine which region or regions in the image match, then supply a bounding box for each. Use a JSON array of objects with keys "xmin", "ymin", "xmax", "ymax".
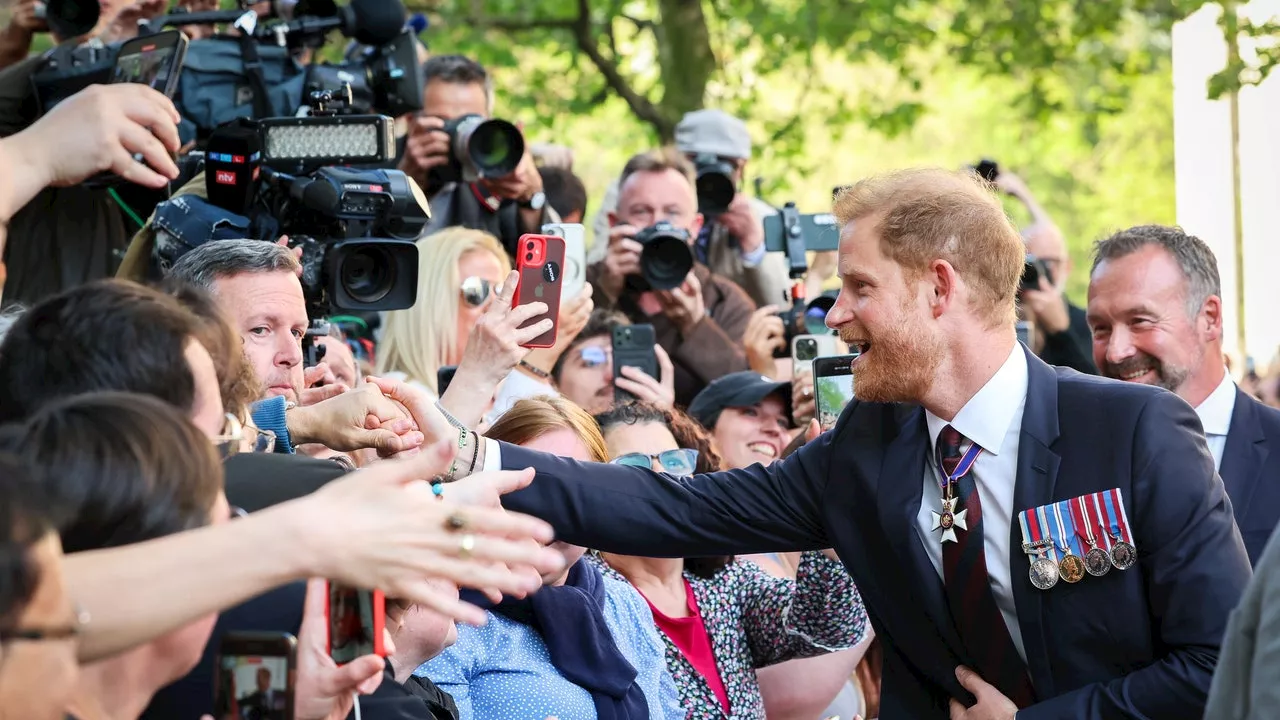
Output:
[
  {"xmin": 674, "ymin": 109, "xmax": 752, "ymax": 160},
  {"xmin": 688, "ymin": 371, "xmax": 792, "ymax": 430}
]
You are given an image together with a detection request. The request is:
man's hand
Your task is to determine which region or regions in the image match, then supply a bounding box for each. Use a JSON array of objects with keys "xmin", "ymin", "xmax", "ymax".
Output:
[
  {"xmin": 599, "ymin": 224, "xmax": 643, "ymax": 302},
  {"xmin": 716, "ymin": 193, "xmax": 764, "ymax": 256},
  {"xmin": 481, "ymin": 146, "xmax": 542, "ymax": 203},
  {"xmin": 289, "ymin": 382, "xmax": 424, "ymax": 456},
  {"xmin": 949, "ymin": 666, "xmax": 1017, "ymax": 720},
  {"xmin": 992, "ymin": 170, "xmax": 1030, "ymax": 200},
  {"xmin": 365, "ymin": 375, "xmax": 455, "ymax": 444},
  {"xmin": 12, "ymin": 84, "xmax": 180, "ymax": 192},
  {"xmin": 614, "ymin": 345, "xmax": 675, "ymax": 409},
  {"xmin": 10, "ymin": 0, "xmax": 48, "ymax": 32},
  {"xmin": 101, "ymin": 0, "xmax": 168, "ymax": 43},
  {"xmin": 294, "ymin": 580, "xmax": 385, "ymax": 720},
  {"xmin": 1020, "ymin": 276, "xmax": 1070, "ymax": 335},
  {"xmin": 299, "ymin": 362, "xmax": 347, "ymax": 406},
  {"xmin": 656, "ymin": 271, "xmax": 707, "ymax": 337},
  {"xmin": 399, "ymin": 115, "xmax": 452, "ymax": 186},
  {"xmin": 743, "ymin": 305, "xmax": 784, "ymax": 375},
  {"xmin": 792, "ymin": 370, "xmax": 815, "ymax": 427}
]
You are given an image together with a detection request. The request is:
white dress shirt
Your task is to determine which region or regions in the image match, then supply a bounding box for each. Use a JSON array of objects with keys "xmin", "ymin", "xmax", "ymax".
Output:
[
  {"xmin": 916, "ymin": 344, "xmax": 1029, "ymax": 662},
  {"xmin": 1195, "ymin": 370, "xmax": 1237, "ymax": 471}
]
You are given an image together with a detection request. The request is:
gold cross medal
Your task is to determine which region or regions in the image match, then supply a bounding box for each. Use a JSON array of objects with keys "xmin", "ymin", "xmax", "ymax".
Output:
[{"xmin": 932, "ymin": 497, "xmax": 968, "ymax": 544}]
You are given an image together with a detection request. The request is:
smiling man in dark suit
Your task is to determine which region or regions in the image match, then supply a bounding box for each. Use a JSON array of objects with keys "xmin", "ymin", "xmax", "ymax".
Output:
[
  {"xmin": 428, "ymin": 167, "xmax": 1251, "ymax": 719},
  {"xmin": 1087, "ymin": 225, "xmax": 1280, "ymax": 566}
]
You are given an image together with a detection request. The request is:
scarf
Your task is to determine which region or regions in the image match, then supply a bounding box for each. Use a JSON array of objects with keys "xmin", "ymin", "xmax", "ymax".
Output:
[{"xmin": 492, "ymin": 559, "xmax": 650, "ymax": 720}]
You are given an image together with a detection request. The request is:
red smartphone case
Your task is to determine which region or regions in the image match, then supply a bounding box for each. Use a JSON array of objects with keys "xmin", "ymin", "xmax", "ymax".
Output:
[
  {"xmin": 324, "ymin": 583, "xmax": 387, "ymax": 660},
  {"xmin": 512, "ymin": 233, "xmax": 566, "ymax": 349}
]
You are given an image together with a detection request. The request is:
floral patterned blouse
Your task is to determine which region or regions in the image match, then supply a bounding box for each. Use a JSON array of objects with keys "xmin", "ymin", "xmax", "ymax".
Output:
[{"xmin": 588, "ymin": 551, "xmax": 867, "ymax": 720}]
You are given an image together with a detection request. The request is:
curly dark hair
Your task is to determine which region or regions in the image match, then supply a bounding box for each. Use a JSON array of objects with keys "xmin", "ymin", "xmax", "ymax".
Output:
[{"xmin": 594, "ymin": 402, "xmax": 731, "ymax": 577}]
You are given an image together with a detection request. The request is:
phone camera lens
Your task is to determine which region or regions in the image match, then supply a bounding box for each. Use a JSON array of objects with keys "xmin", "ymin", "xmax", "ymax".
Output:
[
  {"xmin": 525, "ymin": 253, "xmax": 534, "ymax": 261},
  {"xmin": 527, "ymin": 241, "xmax": 535, "ymax": 250}
]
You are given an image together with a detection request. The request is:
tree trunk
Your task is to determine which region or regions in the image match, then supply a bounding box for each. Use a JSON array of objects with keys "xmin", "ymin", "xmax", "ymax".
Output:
[{"xmin": 652, "ymin": 0, "xmax": 716, "ymax": 141}]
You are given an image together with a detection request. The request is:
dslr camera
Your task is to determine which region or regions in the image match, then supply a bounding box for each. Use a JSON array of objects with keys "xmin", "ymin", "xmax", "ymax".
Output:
[
  {"xmin": 772, "ymin": 292, "xmax": 837, "ymax": 358},
  {"xmin": 627, "ymin": 221, "xmax": 695, "ymax": 291},
  {"xmin": 1020, "ymin": 255, "xmax": 1052, "ymax": 293},
  {"xmin": 692, "ymin": 153, "xmax": 736, "ymax": 216},
  {"xmin": 436, "ymin": 114, "xmax": 526, "ymax": 184}
]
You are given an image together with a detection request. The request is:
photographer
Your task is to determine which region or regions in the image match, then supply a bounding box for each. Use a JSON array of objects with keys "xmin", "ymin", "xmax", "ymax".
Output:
[
  {"xmin": 591, "ymin": 147, "xmax": 754, "ymax": 406},
  {"xmin": 994, "ymin": 169, "xmax": 1097, "ymax": 374},
  {"xmin": 398, "ymin": 55, "xmax": 556, "ymax": 252}
]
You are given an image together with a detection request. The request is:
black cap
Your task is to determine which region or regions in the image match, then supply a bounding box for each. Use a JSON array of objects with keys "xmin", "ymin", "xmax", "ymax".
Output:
[{"xmin": 688, "ymin": 371, "xmax": 792, "ymax": 430}]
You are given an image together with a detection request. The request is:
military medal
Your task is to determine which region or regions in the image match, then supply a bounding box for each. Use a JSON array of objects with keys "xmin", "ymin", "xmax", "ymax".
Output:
[
  {"xmin": 931, "ymin": 440, "xmax": 981, "ymax": 545},
  {"xmin": 1072, "ymin": 496, "xmax": 1111, "ymax": 577},
  {"xmin": 1101, "ymin": 488, "xmax": 1138, "ymax": 571},
  {"xmin": 1051, "ymin": 502, "xmax": 1084, "ymax": 584},
  {"xmin": 1018, "ymin": 509, "xmax": 1058, "ymax": 591}
]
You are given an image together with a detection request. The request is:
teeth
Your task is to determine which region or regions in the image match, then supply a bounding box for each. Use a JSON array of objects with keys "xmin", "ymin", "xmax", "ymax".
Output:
[
  {"xmin": 748, "ymin": 442, "xmax": 777, "ymax": 458},
  {"xmin": 1121, "ymin": 369, "xmax": 1151, "ymax": 380}
]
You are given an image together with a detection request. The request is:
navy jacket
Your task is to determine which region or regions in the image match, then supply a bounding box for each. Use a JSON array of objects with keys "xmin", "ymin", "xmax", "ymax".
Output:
[
  {"xmin": 1222, "ymin": 387, "xmax": 1280, "ymax": 566},
  {"xmin": 498, "ymin": 347, "xmax": 1252, "ymax": 719}
]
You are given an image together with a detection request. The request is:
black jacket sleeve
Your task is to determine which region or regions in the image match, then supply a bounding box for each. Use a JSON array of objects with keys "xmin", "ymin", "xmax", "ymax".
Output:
[
  {"xmin": 346, "ymin": 660, "xmax": 460, "ymax": 720},
  {"xmin": 1036, "ymin": 301, "xmax": 1097, "ymax": 375}
]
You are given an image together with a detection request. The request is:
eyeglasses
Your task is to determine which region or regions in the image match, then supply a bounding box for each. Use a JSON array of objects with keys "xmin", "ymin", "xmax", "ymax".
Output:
[
  {"xmin": 0, "ymin": 604, "xmax": 90, "ymax": 643},
  {"xmin": 610, "ymin": 448, "xmax": 699, "ymax": 477},
  {"xmin": 576, "ymin": 346, "xmax": 610, "ymax": 368},
  {"xmin": 460, "ymin": 276, "xmax": 494, "ymax": 308},
  {"xmin": 213, "ymin": 414, "xmax": 277, "ymax": 458}
]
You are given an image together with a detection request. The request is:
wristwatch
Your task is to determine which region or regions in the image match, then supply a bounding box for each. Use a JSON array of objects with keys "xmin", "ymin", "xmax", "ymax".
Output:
[{"xmin": 518, "ymin": 191, "xmax": 546, "ymax": 211}]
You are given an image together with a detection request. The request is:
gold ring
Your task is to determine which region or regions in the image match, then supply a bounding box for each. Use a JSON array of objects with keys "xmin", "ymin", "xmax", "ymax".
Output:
[
  {"xmin": 445, "ymin": 512, "xmax": 469, "ymax": 532},
  {"xmin": 458, "ymin": 534, "xmax": 476, "ymax": 559}
]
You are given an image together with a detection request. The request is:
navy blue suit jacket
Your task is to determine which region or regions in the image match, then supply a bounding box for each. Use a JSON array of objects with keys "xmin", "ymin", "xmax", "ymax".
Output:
[
  {"xmin": 1222, "ymin": 387, "xmax": 1280, "ymax": 566},
  {"xmin": 498, "ymin": 347, "xmax": 1252, "ymax": 719}
]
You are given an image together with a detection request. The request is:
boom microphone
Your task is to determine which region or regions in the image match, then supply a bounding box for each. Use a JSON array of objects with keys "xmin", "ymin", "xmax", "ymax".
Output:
[
  {"xmin": 204, "ymin": 120, "xmax": 262, "ymax": 217},
  {"xmin": 279, "ymin": 0, "xmax": 405, "ymax": 46}
]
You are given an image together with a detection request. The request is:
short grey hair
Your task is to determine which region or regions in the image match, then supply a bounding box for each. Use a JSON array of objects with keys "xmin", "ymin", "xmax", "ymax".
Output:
[
  {"xmin": 1091, "ymin": 225, "xmax": 1221, "ymax": 318},
  {"xmin": 168, "ymin": 240, "xmax": 301, "ymax": 291}
]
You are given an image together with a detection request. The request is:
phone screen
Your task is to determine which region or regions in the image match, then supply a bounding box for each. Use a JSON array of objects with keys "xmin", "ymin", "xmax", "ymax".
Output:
[
  {"xmin": 815, "ymin": 368, "xmax": 855, "ymax": 431},
  {"xmin": 111, "ymin": 36, "xmax": 181, "ymax": 92},
  {"xmin": 214, "ymin": 654, "xmax": 291, "ymax": 720},
  {"xmin": 328, "ymin": 585, "xmax": 380, "ymax": 664}
]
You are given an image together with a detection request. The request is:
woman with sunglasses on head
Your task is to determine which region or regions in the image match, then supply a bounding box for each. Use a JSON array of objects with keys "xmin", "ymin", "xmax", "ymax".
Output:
[
  {"xmin": 416, "ymin": 395, "xmax": 683, "ymax": 720},
  {"xmin": 378, "ymin": 227, "xmax": 594, "ymax": 429},
  {"xmin": 591, "ymin": 403, "xmax": 869, "ymax": 720}
]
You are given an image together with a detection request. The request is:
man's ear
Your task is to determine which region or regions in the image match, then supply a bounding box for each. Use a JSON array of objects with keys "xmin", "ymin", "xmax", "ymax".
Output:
[
  {"xmin": 927, "ymin": 259, "xmax": 960, "ymax": 319},
  {"xmin": 607, "ymin": 210, "xmax": 619, "ymax": 228},
  {"xmin": 690, "ymin": 213, "xmax": 705, "ymax": 238},
  {"xmin": 1201, "ymin": 294, "xmax": 1224, "ymax": 341}
]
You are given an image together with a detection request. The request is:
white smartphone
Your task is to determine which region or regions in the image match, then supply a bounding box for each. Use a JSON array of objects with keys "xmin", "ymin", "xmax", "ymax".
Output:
[
  {"xmin": 792, "ymin": 334, "xmax": 839, "ymax": 377},
  {"xmin": 542, "ymin": 223, "xmax": 586, "ymax": 300}
]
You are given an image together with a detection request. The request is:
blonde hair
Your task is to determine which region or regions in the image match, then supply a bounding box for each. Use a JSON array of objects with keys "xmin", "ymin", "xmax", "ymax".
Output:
[
  {"xmin": 833, "ymin": 168, "xmax": 1024, "ymax": 328},
  {"xmin": 486, "ymin": 395, "xmax": 609, "ymax": 463},
  {"xmin": 376, "ymin": 228, "xmax": 510, "ymax": 393}
]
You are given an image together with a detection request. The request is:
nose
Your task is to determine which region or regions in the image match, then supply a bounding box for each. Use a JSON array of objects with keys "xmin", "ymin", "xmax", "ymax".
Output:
[
  {"xmin": 1105, "ymin": 326, "xmax": 1136, "ymax": 366},
  {"xmin": 279, "ymin": 336, "xmax": 303, "ymax": 368},
  {"xmin": 825, "ymin": 291, "xmax": 853, "ymax": 330}
]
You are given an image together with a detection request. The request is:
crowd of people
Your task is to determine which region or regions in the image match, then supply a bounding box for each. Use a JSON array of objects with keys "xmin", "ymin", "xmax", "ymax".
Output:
[{"xmin": 3, "ymin": 2, "xmax": 1280, "ymax": 719}]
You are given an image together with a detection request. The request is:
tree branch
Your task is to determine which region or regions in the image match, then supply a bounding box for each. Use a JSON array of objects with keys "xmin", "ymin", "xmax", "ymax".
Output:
[
  {"xmin": 570, "ymin": 0, "xmax": 671, "ymax": 136},
  {"xmin": 465, "ymin": 15, "xmax": 576, "ymax": 31}
]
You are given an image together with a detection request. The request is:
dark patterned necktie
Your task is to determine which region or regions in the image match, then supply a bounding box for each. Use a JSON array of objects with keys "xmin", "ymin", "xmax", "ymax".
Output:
[{"xmin": 937, "ymin": 425, "xmax": 1036, "ymax": 708}]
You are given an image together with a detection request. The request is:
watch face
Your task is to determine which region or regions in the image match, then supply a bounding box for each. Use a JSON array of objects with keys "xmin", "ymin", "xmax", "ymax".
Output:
[{"xmin": 526, "ymin": 191, "xmax": 546, "ymax": 210}]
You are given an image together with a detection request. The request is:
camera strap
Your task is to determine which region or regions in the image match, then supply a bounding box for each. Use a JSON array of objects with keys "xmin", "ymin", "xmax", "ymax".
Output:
[{"xmin": 233, "ymin": 12, "xmax": 273, "ymax": 120}]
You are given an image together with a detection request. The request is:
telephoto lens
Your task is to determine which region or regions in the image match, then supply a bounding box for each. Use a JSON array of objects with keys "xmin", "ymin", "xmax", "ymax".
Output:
[
  {"xmin": 444, "ymin": 114, "xmax": 526, "ymax": 182},
  {"xmin": 693, "ymin": 153, "xmax": 736, "ymax": 215},
  {"xmin": 632, "ymin": 221, "xmax": 695, "ymax": 291}
]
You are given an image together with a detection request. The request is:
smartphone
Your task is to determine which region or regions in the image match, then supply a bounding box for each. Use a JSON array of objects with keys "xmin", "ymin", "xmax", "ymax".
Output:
[
  {"xmin": 792, "ymin": 334, "xmax": 838, "ymax": 377},
  {"xmin": 511, "ymin": 233, "xmax": 566, "ymax": 349},
  {"xmin": 1016, "ymin": 320, "xmax": 1034, "ymax": 348},
  {"xmin": 542, "ymin": 223, "xmax": 586, "ymax": 301},
  {"xmin": 612, "ymin": 324, "xmax": 658, "ymax": 404},
  {"xmin": 813, "ymin": 354, "xmax": 856, "ymax": 432},
  {"xmin": 110, "ymin": 30, "xmax": 189, "ymax": 98},
  {"xmin": 437, "ymin": 365, "xmax": 458, "ymax": 395},
  {"xmin": 214, "ymin": 632, "xmax": 297, "ymax": 720},
  {"xmin": 326, "ymin": 582, "xmax": 386, "ymax": 665}
]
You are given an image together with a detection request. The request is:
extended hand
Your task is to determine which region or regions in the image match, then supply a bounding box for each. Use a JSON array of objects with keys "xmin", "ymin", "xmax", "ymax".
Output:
[
  {"xmin": 290, "ymin": 382, "xmax": 424, "ymax": 456},
  {"xmin": 949, "ymin": 666, "xmax": 1017, "ymax": 720},
  {"xmin": 656, "ymin": 271, "xmax": 707, "ymax": 337},
  {"xmin": 294, "ymin": 580, "xmax": 386, "ymax": 720}
]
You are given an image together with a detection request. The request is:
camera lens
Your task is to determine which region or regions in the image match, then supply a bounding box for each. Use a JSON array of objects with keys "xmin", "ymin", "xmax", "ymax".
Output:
[
  {"xmin": 804, "ymin": 296, "xmax": 835, "ymax": 335},
  {"xmin": 466, "ymin": 119, "xmax": 525, "ymax": 178},
  {"xmin": 340, "ymin": 246, "xmax": 394, "ymax": 305},
  {"xmin": 525, "ymin": 253, "xmax": 534, "ymax": 262},
  {"xmin": 638, "ymin": 234, "xmax": 694, "ymax": 291},
  {"xmin": 797, "ymin": 339, "xmax": 817, "ymax": 361},
  {"xmin": 695, "ymin": 171, "xmax": 736, "ymax": 215},
  {"xmin": 527, "ymin": 241, "xmax": 535, "ymax": 250}
]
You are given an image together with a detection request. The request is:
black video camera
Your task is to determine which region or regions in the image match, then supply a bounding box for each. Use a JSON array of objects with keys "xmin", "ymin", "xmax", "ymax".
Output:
[
  {"xmin": 627, "ymin": 221, "xmax": 695, "ymax": 292},
  {"xmin": 431, "ymin": 114, "xmax": 526, "ymax": 185},
  {"xmin": 693, "ymin": 153, "xmax": 736, "ymax": 216}
]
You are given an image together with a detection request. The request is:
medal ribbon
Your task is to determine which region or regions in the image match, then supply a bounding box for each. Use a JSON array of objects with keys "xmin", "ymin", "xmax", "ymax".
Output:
[
  {"xmin": 1035, "ymin": 505, "xmax": 1059, "ymax": 562},
  {"xmin": 1088, "ymin": 492, "xmax": 1114, "ymax": 551},
  {"xmin": 1070, "ymin": 496, "xmax": 1097, "ymax": 550},
  {"xmin": 1018, "ymin": 509, "xmax": 1045, "ymax": 553},
  {"xmin": 935, "ymin": 442, "xmax": 983, "ymax": 492},
  {"xmin": 1051, "ymin": 501, "xmax": 1080, "ymax": 557},
  {"xmin": 1102, "ymin": 488, "xmax": 1135, "ymax": 546}
]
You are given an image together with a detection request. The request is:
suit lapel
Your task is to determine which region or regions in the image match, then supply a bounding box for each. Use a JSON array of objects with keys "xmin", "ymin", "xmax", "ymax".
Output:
[
  {"xmin": 874, "ymin": 404, "xmax": 966, "ymax": 656},
  {"xmin": 1008, "ymin": 348, "xmax": 1062, "ymax": 699},
  {"xmin": 1220, "ymin": 389, "xmax": 1268, "ymax": 525}
]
